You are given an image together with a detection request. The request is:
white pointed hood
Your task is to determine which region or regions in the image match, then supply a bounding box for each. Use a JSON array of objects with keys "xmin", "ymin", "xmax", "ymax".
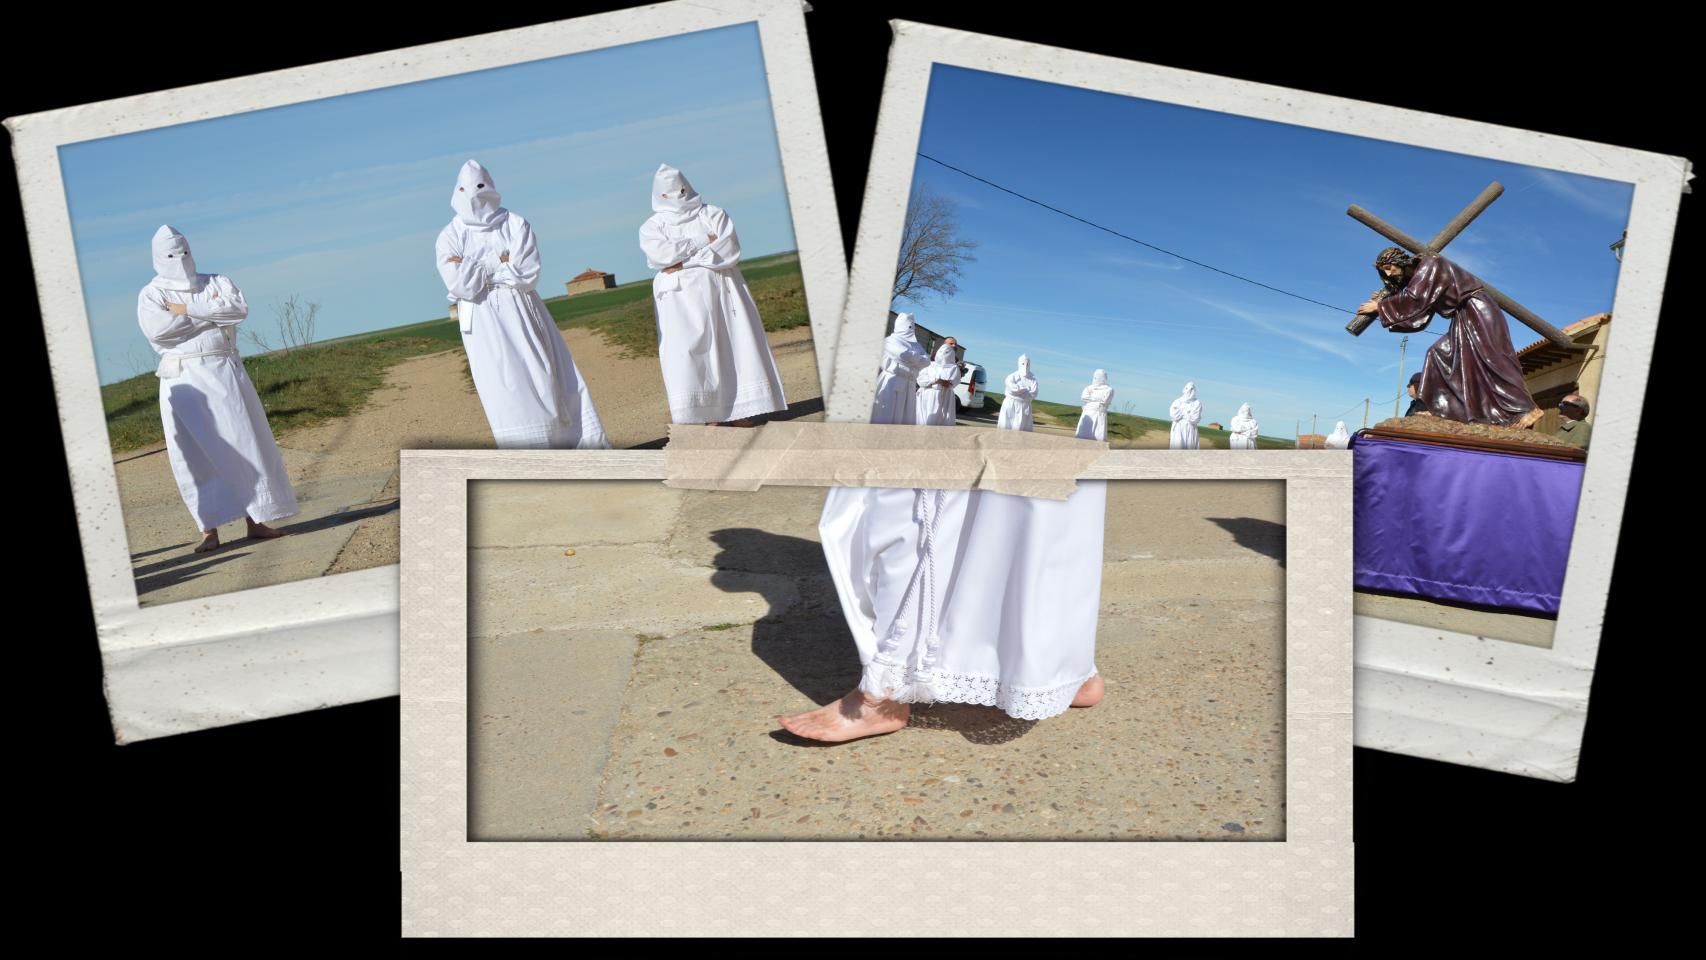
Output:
[
  {"xmin": 652, "ymin": 163, "xmax": 703, "ymax": 223},
  {"xmin": 1092, "ymin": 369, "xmax": 1108, "ymax": 387},
  {"xmin": 451, "ymin": 159, "xmax": 506, "ymax": 229},
  {"xmin": 891, "ymin": 312, "xmax": 917, "ymax": 340},
  {"xmin": 151, "ymin": 225, "xmax": 198, "ymax": 290}
]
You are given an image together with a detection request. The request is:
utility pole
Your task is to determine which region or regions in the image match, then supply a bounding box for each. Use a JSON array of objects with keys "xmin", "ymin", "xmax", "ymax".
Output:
[
  {"xmin": 1394, "ymin": 335, "xmax": 1409, "ymax": 419},
  {"xmin": 1363, "ymin": 398, "xmax": 1370, "ymax": 429},
  {"xmin": 1311, "ymin": 414, "xmax": 1317, "ymax": 446}
]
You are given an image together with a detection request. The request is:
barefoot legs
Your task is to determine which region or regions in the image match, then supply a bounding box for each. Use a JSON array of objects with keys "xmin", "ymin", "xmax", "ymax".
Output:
[
  {"xmin": 245, "ymin": 516, "xmax": 287, "ymax": 541},
  {"xmin": 777, "ymin": 689, "xmax": 911, "ymax": 743},
  {"xmin": 1071, "ymin": 674, "xmax": 1105, "ymax": 708}
]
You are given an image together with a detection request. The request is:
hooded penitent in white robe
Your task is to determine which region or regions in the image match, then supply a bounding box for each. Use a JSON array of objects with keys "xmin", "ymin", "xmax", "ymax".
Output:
[
  {"xmin": 817, "ymin": 480, "xmax": 1108, "ymax": 721},
  {"xmin": 1075, "ymin": 369, "xmax": 1113, "ymax": 441},
  {"xmin": 915, "ymin": 342, "xmax": 961, "ymax": 426},
  {"xmin": 1325, "ymin": 421, "xmax": 1352, "ymax": 449},
  {"xmin": 1169, "ymin": 382, "xmax": 1202, "ymax": 449},
  {"xmin": 997, "ymin": 354, "xmax": 1037, "ymax": 431},
  {"xmin": 1229, "ymin": 403, "xmax": 1260, "ymax": 450},
  {"xmin": 639, "ymin": 164, "xmax": 786, "ymax": 424},
  {"xmin": 138, "ymin": 225, "xmax": 298, "ymax": 531},
  {"xmin": 871, "ymin": 313, "xmax": 930, "ymax": 425},
  {"xmin": 437, "ymin": 160, "xmax": 609, "ymax": 449}
]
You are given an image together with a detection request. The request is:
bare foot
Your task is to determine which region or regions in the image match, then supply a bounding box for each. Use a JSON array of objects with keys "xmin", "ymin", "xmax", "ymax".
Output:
[
  {"xmin": 246, "ymin": 519, "xmax": 287, "ymax": 541},
  {"xmin": 705, "ymin": 421, "xmax": 722, "ymax": 427},
  {"xmin": 727, "ymin": 418, "xmax": 757, "ymax": 428},
  {"xmin": 193, "ymin": 531, "xmax": 220, "ymax": 554},
  {"xmin": 1071, "ymin": 674, "xmax": 1104, "ymax": 708},
  {"xmin": 777, "ymin": 689, "xmax": 910, "ymax": 743}
]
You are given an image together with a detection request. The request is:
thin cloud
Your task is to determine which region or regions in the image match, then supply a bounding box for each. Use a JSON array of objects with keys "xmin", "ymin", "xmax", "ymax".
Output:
[
  {"xmin": 1095, "ymin": 253, "xmax": 1184, "ymax": 271},
  {"xmin": 1181, "ymin": 293, "xmax": 1364, "ymax": 364},
  {"xmin": 1528, "ymin": 169, "xmax": 1634, "ymax": 223}
]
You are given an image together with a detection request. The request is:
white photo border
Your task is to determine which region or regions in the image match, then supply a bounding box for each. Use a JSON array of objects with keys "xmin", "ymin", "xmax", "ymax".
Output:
[
  {"xmin": 824, "ymin": 20, "xmax": 1690, "ymax": 782},
  {"xmin": 399, "ymin": 448, "xmax": 1353, "ymax": 937},
  {"xmin": 6, "ymin": 0, "xmax": 847, "ymax": 742}
]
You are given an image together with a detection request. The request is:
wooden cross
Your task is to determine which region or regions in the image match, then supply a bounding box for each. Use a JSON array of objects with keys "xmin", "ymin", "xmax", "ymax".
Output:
[{"xmin": 1347, "ymin": 182, "xmax": 1575, "ymax": 349}]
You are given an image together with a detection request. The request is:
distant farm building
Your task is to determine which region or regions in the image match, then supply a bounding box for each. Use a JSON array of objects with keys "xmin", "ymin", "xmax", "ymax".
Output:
[
  {"xmin": 1296, "ymin": 434, "xmax": 1327, "ymax": 450},
  {"xmin": 1205, "ymin": 422, "xmax": 1223, "ymax": 431},
  {"xmin": 1518, "ymin": 313, "xmax": 1610, "ymax": 435},
  {"xmin": 566, "ymin": 269, "xmax": 616, "ymax": 296}
]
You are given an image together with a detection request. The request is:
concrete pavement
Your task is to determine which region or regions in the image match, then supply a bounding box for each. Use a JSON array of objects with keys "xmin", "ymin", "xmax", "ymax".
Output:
[{"xmin": 468, "ymin": 479, "xmax": 1287, "ymax": 841}]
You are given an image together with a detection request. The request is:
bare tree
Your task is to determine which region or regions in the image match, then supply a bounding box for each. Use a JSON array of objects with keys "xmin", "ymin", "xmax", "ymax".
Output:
[
  {"xmin": 245, "ymin": 294, "xmax": 320, "ymax": 357},
  {"xmin": 892, "ymin": 182, "xmax": 978, "ymax": 305},
  {"xmin": 121, "ymin": 345, "xmax": 158, "ymax": 380}
]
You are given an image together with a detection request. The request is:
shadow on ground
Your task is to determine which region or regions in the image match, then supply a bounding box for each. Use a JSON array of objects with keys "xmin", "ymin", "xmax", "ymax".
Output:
[
  {"xmin": 129, "ymin": 500, "xmax": 397, "ymax": 595},
  {"xmin": 134, "ymin": 548, "xmax": 252, "ymax": 596},
  {"xmin": 707, "ymin": 525, "xmax": 1042, "ymax": 746},
  {"xmin": 277, "ymin": 499, "xmax": 398, "ymax": 537},
  {"xmin": 1207, "ymin": 516, "xmax": 1286, "ymax": 566},
  {"xmin": 630, "ymin": 397, "xmax": 827, "ymax": 450}
]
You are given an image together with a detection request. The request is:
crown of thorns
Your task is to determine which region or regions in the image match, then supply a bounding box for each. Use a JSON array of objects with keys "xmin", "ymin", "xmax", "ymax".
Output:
[{"xmin": 1375, "ymin": 247, "xmax": 1417, "ymax": 269}]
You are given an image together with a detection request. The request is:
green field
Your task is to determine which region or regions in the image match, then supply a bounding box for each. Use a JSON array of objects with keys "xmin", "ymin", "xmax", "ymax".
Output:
[
  {"xmin": 102, "ymin": 252, "xmax": 805, "ymax": 454},
  {"xmin": 987, "ymin": 395, "xmax": 1296, "ymax": 449}
]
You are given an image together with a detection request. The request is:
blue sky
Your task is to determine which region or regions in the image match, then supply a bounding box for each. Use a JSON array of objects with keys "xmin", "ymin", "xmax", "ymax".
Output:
[
  {"xmin": 62, "ymin": 23, "xmax": 796, "ymax": 384},
  {"xmin": 903, "ymin": 66, "xmax": 1634, "ymax": 437}
]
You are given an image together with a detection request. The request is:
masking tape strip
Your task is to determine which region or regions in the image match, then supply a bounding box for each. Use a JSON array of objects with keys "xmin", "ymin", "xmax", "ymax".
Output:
[{"xmin": 663, "ymin": 422, "xmax": 1109, "ymax": 500}]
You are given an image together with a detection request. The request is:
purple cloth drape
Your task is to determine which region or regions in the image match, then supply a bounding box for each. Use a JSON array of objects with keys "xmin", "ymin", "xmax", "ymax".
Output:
[{"xmin": 1351, "ymin": 435, "xmax": 1583, "ymax": 614}]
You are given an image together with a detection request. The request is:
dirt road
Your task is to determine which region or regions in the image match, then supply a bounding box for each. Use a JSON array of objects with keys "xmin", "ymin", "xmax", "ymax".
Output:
[{"xmin": 121, "ymin": 326, "xmax": 822, "ymax": 606}]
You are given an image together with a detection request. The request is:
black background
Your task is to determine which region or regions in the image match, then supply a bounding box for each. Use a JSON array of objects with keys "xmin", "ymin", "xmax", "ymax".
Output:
[{"xmin": 10, "ymin": 3, "xmax": 1688, "ymax": 943}]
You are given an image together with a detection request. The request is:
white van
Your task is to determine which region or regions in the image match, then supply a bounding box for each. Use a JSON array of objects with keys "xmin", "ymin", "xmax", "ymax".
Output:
[{"xmin": 955, "ymin": 361, "xmax": 987, "ymax": 410}]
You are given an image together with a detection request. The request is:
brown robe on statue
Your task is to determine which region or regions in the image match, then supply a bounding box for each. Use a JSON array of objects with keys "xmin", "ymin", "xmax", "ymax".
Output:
[{"xmin": 1377, "ymin": 254, "xmax": 1538, "ymax": 426}]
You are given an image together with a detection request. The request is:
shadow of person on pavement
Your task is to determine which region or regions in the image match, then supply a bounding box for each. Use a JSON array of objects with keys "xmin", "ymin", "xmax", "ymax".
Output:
[
  {"xmin": 1206, "ymin": 516, "xmax": 1286, "ymax": 566},
  {"xmin": 705, "ymin": 519, "xmax": 1039, "ymax": 746},
  {"xmin": 705, "ymin": 527, "xmax": 851, "ymax": 707}
]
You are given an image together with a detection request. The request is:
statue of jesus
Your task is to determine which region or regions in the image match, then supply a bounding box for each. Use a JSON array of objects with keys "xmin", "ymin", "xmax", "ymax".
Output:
[{"xmin": 1359, "ymin": 247, "xmax": 1543, "ymax": 429}]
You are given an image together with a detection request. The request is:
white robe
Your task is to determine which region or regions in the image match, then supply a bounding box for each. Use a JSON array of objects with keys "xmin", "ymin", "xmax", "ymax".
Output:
[
  {"xmin": 139, "ymin": 274, "xmax": 298, "ymax": 530},
  {"xmin": 1169, "ymin": 388, "xmax": 1202, "ymax": 449},
  {"xmin": 1229, "ymin": 406, "xmax": 1260, "ymax": 450},
  {"xmin": 1325, "ymin": 423, "xmax": 1352, "ymax": 449},
  {"xmin": 437, "ymin": 214, "xmax": 609, "ymax": 449},
  {"xmin": 1076, "ymin": 380, "xmax": 1113, "ymax": 441},
  {"xmin": 818, "ymin": 481, "xmax": 1107, "ymax": 720},
  {"xmin": 871, "ymin": 321, "xmax": 930, "ymax": 425},
  {"xmin": 915, "ymin": 347, "xmax": 961, "ymax": 426},
  {"xmin": 998, "ymin": 364, "xmax": 1037, "ymax": 431},
  {"xmin": 640, "ymin": 205, "xmax": 786, "ymax": 423}
]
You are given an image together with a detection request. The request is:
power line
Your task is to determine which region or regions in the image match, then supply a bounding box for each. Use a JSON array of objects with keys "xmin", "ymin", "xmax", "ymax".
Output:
[{"xmin": 918, "ymin": 152, "xmax": 1356, "ymax": 315}]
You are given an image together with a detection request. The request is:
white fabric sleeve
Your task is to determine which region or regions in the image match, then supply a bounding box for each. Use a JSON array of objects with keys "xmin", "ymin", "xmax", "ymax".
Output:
[
  {"xmin": 685, "ymin": 207, "xmax": 741, "ymax": 270},
  {"xmin": 137, "ymin": 288, "xmax": 208, "ymax": 347},
  {"xmin": 491, "ymin": 219, "xmax": 542, "ymax": 293},
  {"xmin": 182, "ymin": 275, "xmax": 248, "ymax": 326},
  {"xmin": 639, "ymin": 217, "xmax": 698, "ymax": 271},
  {"xmin": 436, "ymin": 225, "xmax": 490, "ymax": 300}
]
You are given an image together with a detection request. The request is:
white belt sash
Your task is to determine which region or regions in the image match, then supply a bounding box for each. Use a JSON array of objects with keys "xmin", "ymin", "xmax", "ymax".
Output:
[{"xmin": 156, "ymin": 347, "xmax": 237, "ymax": 379}]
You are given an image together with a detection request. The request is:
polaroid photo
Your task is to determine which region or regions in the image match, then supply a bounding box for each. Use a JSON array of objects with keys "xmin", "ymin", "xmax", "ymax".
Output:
[
  {"xmin": 8, "ymin": 0, "xmax": 846, "ymax": 741},
  {"xmin": 823, "ymin": 21, "xmax": 1689, "ymax": 780},
  {"xmin": 398, "ymin": 438, "xmax": 1353, "ymax": 936}
]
